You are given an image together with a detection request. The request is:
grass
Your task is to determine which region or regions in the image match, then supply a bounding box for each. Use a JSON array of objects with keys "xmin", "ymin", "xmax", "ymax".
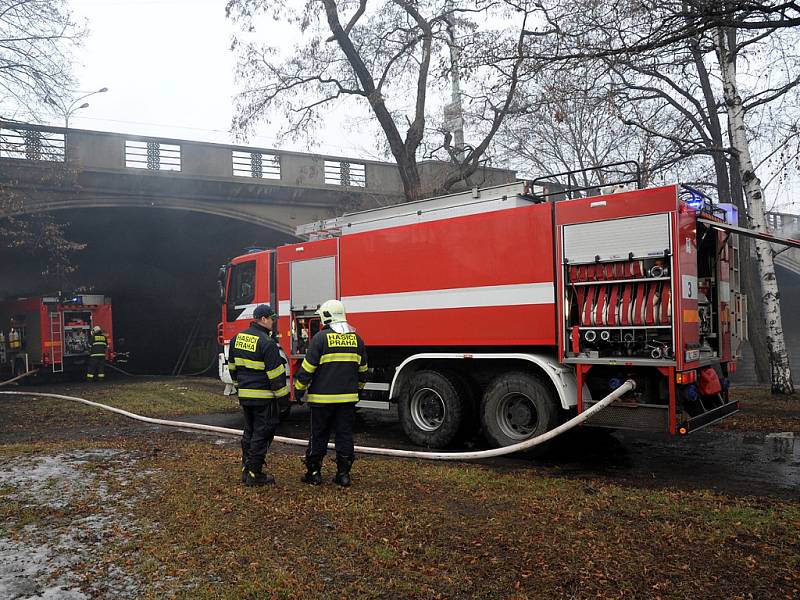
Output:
[
  {"xmin": 0, "ymin": 377, "xmax": 235, "ymax": 432},
  {"xmin": 719, "ymin": 386, "xmax": 800, "ymax": 432},
  {"xmin": 1, "ymin": 379, "xmax": 799, "ymax": 598},
  {"xmin": 66, "ymin": 436, "xmax": 793, "ymax": 599}
]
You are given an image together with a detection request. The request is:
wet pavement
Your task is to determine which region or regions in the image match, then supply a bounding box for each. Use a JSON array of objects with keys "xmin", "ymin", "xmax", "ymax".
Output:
[{"xmin": 179, "ymin": 405, "xmax": 800, "ymax": 501}]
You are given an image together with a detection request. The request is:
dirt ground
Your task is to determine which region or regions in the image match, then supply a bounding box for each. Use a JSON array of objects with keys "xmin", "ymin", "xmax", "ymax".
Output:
[{"xmin": 0, "ymin": 377, "xmax": 798, "ymax": 599}]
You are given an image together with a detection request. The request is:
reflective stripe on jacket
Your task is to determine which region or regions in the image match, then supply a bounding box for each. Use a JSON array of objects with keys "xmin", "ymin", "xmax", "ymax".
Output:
[
  {"xmin": 228, "ymin": 322, "xmax": 288, "ymax": 406},
  {"xmin": 294, "ymin": 326, "xmax": 367, "ymax": 404},
  {"xmin": 90, "ymin": 334, "xmax": 108, "ymax": 358}
]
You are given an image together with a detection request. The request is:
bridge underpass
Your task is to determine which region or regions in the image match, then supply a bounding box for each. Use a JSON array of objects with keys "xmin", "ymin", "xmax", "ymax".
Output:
[
  {"xmin": 0, "ymin": 122, "xmax": 516, "ymax": 374},
  {"xmin": 0, "ymin": 207, "xmax": 295, "ymax": 374}
]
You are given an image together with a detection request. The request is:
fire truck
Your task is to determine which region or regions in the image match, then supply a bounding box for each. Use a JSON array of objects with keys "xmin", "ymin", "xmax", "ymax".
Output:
[
  {"xmin": 0, "ymin": 294, "xmax": 115, "ymax": 378},
  {"xmin": 217, "ymin": 171, "xmax": 796, "ymax": 449}
]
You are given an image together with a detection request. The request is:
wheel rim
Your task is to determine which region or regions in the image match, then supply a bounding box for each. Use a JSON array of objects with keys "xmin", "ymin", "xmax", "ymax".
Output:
[
  {"xmin": 495, "ymin": 392, "xmax": 538, "ymax": 440},
  {"xmin": 410, "ymin": 386, "xmax": 446, "ymax": 432}
]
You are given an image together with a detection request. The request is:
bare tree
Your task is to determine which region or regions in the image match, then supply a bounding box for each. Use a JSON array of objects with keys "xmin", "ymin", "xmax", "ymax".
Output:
[
  {"xmin": 496, "ymin": 67, "xmax": 692, "ymax": 187},
  {"xmin": 0, "ymin": 0, "xmax": 82, "ymax": 120},
  {"xmin": 0, "ymin": 0, "xmax": 85, "ymax": 278},
  {"xmin": 226, "ymin": 0, "xmax": 534, "ymax": 202},
  {"xmin": 716, "ymin": 24, "xmax": 795, "ymax": 392}
]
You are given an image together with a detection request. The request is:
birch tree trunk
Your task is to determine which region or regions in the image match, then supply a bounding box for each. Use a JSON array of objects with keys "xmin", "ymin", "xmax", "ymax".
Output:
[{"xmin": 715, "ymin": 27, "xmax": 795, "ymax": 394}]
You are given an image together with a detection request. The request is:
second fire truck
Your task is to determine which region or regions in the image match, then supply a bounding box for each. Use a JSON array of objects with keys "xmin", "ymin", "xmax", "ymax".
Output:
[
  {"xmin": 217, "ymin": 173, "xmax": 796, "ymax": 449},
  {"xmin": 0, "ymin": 294, "xmax": 115, "ymax": 379}
]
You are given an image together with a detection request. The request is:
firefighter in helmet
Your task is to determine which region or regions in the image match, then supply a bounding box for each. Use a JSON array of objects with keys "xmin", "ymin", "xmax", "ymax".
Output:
[
  {"xmin": 86, "ymin": 326, "xmax": 108, "ymax": 382},
  {"xmin": 295, "ymin": 299, "xmax": 368, "ymax": 487},
  {"xmin": 228, "ymin": 304, "xmax": 288, "ymax": 486}
]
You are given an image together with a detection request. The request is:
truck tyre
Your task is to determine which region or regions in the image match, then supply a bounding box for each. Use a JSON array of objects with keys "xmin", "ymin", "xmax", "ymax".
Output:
[
  {"xmin": 480, "ymin": 372, "xmax": 560, "ymax": 449},
  {"xmin": 399, "ymin": 370, "xmax": 464, "ymax": 448}
]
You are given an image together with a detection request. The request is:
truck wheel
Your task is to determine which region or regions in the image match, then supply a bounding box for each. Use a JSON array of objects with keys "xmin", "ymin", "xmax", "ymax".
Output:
[
  {"xmin": 481, "ymin": 372, "xmax": 560, "ymax": 448},
  {"xmin": 399, "ymin": 370, "xmax": 464, "ymax": 448}
]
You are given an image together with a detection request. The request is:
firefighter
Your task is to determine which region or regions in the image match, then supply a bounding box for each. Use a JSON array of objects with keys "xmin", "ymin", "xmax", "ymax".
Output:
[
  {"xmin": 86, "ymin": 326, "xmax": 108, "ymax": 382},
  {"xmin": 295, "ymin": 299, "xmax": 368, "ymax": 487},
  {"xmin": 228, "ymin": 304, "xmax": 288, "ymax": 486}
]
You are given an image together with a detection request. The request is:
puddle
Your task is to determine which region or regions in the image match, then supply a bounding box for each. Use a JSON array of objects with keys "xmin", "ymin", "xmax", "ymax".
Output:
[{"xmin": 542, "ymin": 429, "xmax": 800, "ymax": 499}]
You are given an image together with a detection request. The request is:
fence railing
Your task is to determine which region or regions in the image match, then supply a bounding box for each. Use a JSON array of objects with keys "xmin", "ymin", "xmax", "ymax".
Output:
[
  {"xmin": 0, "ymin": 126, "xmax": 65, "ymax": 162},
  {"xmin": 232, "ymin": 150, "xmax": 280, "ymax": 179},
  {"xmin": 125, "ymin": 140, "xmax": 181, "ymax": 171}
]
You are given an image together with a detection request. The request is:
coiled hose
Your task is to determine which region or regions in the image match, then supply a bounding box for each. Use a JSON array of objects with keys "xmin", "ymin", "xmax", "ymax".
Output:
[{"xmin": 0, "ymin": 380, "xmax": 634, "ymax": 460}]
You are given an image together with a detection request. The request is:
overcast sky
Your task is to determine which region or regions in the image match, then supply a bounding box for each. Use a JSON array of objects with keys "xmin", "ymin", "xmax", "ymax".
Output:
[{"xmin": 61, "ymin": 0, "xmax": 381, "ymax": 159}]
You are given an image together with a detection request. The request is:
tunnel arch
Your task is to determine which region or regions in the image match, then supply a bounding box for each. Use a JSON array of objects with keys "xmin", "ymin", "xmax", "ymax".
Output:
[
  {"xmin": 5, "ymin": 194, "xmax": 324, "ymax": 237},
  {"xmin": 0, "ymin": 205, "xmax": 299, "ymax": 374}
]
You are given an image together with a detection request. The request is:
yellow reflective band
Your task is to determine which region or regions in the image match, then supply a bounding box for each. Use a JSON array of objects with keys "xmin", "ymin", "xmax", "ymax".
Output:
[
  {"xmin": 228, "ymin": 363, "xmax": 237, "ymax": 371},
  {"xmin": 234, "ymin": 357, "xmax": 266, "ymax": 370},
  {"xmin": 301, "ymin": 359, "xmax": 317, "ymax": 373},
  {"xmin": 238, "ymin": 388, "xmax": 277, "ymax": 399},
  {"xmin": 319, "ymin": 353, "xmax": 361, "ymax": 364},
  {"xmin": 94, "ymin": 336, "xmax": 106, "ymax": 342},
  {"xmin": 307, "ymin": 393, "xmax": 359, "ymax": 403},
  {"xmin": 358, "ymin": 365, "xmax": 369, "ymax": 373},
  {"xmin": 272, "ymin": 385, "xmax": 289, "ymax": 397},
  {"xmin": 267, "ymin": 364, "xmax": 286, "ymax": 379},
  {"xmin": 358, "ymin": 382, "xmax": 366, "ymax": 389},
  {"xmin": 294, "ymin": 380, "xmax": 309, "ymax": 391},
  {"xmin": 90, "ymin": 353, "xmax": 106, "ymax": 357}
]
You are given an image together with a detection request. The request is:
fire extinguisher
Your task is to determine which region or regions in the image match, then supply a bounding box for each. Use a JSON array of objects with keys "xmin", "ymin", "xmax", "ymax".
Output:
[{"xmin": 9, "ymin": 328, "xmax": 21, "ymax": 350}]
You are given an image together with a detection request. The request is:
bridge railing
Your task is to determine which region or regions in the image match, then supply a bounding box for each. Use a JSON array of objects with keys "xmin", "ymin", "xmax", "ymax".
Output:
[{"xmin": 0, "ymin": 121, "xmax": 411, "ymax": 195}]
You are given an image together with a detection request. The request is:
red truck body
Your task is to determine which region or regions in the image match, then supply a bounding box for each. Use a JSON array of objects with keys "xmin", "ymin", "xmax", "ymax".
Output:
[
  {"xmin": 218, "ymin": 181, "xmax": 746, "ymax": 448},
  {"xmin": 0, "ymin": 294, "xmax": 114, "ymax": 376}
]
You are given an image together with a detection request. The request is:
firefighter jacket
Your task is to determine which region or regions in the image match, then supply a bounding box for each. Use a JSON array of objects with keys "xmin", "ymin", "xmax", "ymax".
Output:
[
  {"xmin": 90, "ymin": 333, "xmax": 108, "ymax": 358},
  {"xmin": 228, "ymin": 322, "xmax": 289, "ymax": 406},
  {"xmin": 294, "ymin": 325, "xmax": 368, "ymax": 404}
]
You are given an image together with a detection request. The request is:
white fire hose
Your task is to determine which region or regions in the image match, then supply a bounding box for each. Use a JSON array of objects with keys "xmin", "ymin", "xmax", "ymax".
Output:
[{"xmin": 0, "ymin": 380, "xmax": 634, "ymax": 461}]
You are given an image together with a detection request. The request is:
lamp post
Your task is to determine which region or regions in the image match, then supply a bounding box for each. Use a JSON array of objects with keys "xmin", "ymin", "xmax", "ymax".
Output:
[{"xmin": 46, "ymin": 87, "xmax": 108, "ymax": 161}]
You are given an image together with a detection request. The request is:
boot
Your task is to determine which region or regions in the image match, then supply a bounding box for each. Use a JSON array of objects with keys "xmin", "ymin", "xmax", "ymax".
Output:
[
  {"xmin": 334, "ymin": 455, "xmax": 354, "ymax": 487},
  {"xmin": 245, "ymin": 468, "xmax": 275, "ymax": 487},
  {"xmin": 300, "ymin": 457, "xmax": 323, "ymax": 485},
  {"xmin": 240, "ymin": 465, "xmax": 247, "ymax": 483}
]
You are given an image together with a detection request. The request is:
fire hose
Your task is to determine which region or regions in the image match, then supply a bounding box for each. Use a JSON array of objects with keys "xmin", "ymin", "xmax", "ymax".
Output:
[
  {"xmin": 0, "ymin": 369, "xmax": 39, "ymax": 387},
  {"xmin": 0, "ymin": 380, "xmax": 634, "ymax": 460}
]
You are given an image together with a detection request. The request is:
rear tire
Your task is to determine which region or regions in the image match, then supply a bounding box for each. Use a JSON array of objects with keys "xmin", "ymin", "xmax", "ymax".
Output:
[
  {"xmin": 399, "ymin": 370, "xmax": 464, "ymax": 448},
  {"xmin": 480, "ymin": 372, "xmax": 560, "ymax": 449}
]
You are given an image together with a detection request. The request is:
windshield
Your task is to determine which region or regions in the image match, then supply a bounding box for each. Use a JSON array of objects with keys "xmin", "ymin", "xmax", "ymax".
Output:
[{"xmin": 225, "ymin": 260, "xmax": 256, "ymax": 322}]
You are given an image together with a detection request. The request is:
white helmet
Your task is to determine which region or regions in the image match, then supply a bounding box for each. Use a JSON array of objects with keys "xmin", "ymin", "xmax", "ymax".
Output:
[
  {"xmin": 92, "ymin": 326, "xmax": 102, "ymax": 334},
  {"xmin": 316, "ymin": 299, "xmax": 346, "ymax": 325}
]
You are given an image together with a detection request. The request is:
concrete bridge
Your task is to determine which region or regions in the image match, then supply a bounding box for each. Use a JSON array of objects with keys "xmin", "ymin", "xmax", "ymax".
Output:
[{"xmin": 0, "ymin": 122, "xmax": 515, "ymax": 235}]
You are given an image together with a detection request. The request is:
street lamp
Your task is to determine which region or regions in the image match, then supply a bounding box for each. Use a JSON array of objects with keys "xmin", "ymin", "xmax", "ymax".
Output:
[
  {"xmin": 46, "ymin": 87, "xmax": 108, "ymax": 161},
  {"xmin": 63, "ymin": 87, "xmax": 108, "ymax": 129}
]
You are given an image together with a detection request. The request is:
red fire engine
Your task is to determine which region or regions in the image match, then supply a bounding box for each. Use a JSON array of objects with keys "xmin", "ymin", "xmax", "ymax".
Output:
[
  {"xmin": 0, "ymin": 294, "xmax": 114, "ymax": 378},
  {"xmin": 217, "ymin": 173, "xmax": 785, "ymax": 449}
]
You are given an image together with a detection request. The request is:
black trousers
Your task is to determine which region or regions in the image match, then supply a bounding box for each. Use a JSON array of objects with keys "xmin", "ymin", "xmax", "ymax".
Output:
[
  {"xmin": 241, "ymin": 400, "xmax": 279, "ymax": 472},
  {"xmin": 86, "ymin": 355, "xmax": 105, "ymax": 380},
  {"xmin": 306, "ymin": 403, "xmax": 356, "ymax": 463}
]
